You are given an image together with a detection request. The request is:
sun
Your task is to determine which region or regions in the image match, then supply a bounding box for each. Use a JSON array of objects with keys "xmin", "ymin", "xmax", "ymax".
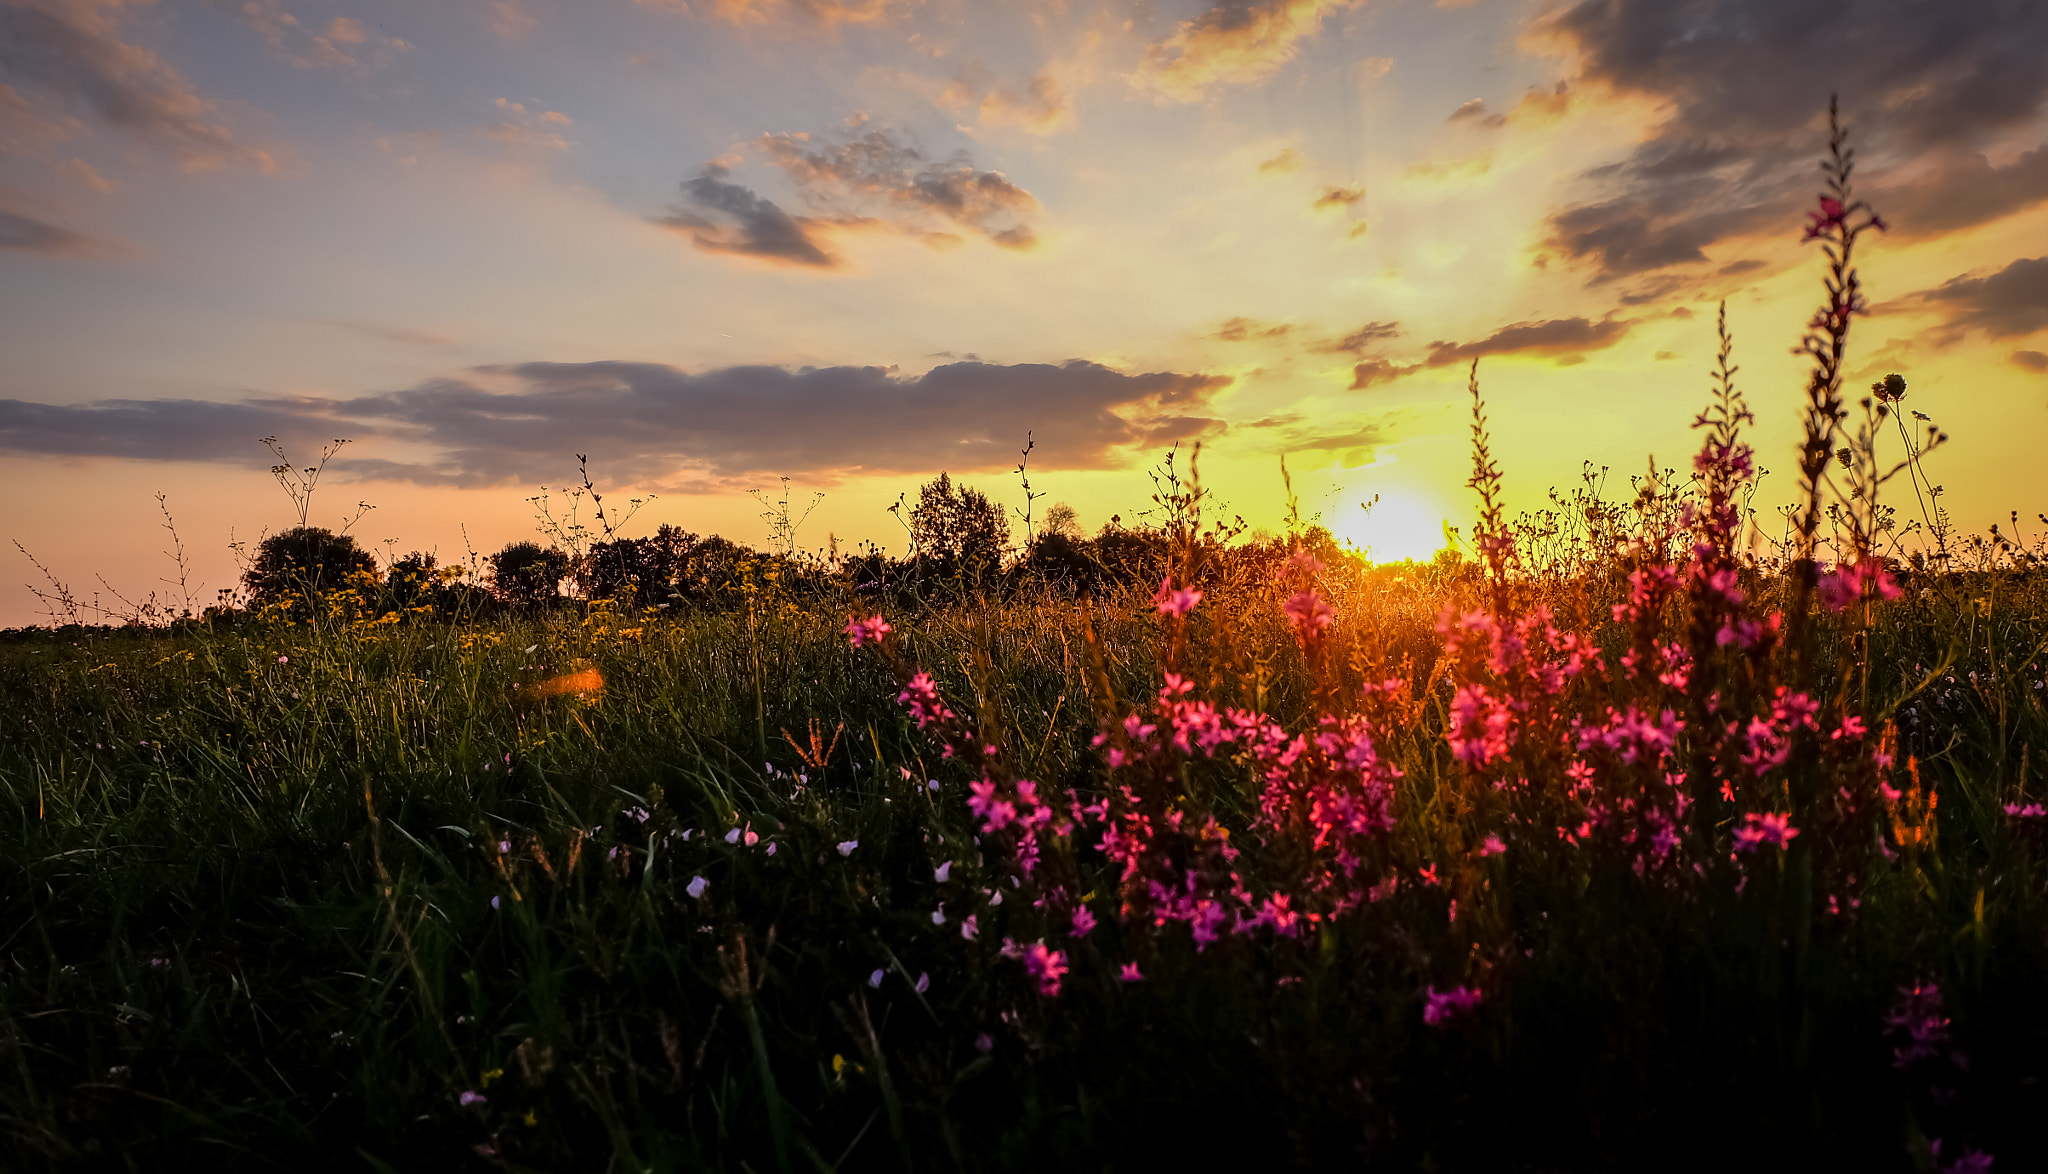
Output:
[{"xmin": 1335, "ymin": 490, "xmax": 1450, "ymax": 564}]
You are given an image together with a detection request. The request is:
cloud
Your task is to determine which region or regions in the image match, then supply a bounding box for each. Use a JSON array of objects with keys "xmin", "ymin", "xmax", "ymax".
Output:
[
  {"xmin": 490, "ymin": 0, "xmax": 536, "ymax": 37},
  {"xmin": 224, "ymin": 1, "xmax": 412, "ymax": 73},
  {"xmin": 1311, "ymin": 184, "xmax": 1363, "ymax": 210},
  {"xmin": 657, "ymin": 164, "xmax": 842, "ymax": 268},
  {"xmin": 977, "ymin": 71, "xmax": 1073, "ymax": 134},
  {"xmin": 634, "ymin": 0, "xmax": 920, "ymax": 32},
  {"xmin": 1447, "ymin": 98, "xmax": 1502, "ymax": 128},
  {"xmin": 1903, "ymin": 256, "xmax": 2048, "ymax": 340},
  {"xmin": 750, "ymin": 125, "xmax": 1041, "ymax": 249},
  {"xmin": 1424, "ymin": 316, "xmax": 1633, "ymax": 367},
  {"xmin": 1257, "ymin": 146, "xmax": 1301, "ymax": 175},
  {"xmin": 1133, "ymin": 0, "xmax": 1362, "ymax": 104},
  {"xmin": 1212, "ymin": 316, "xmax": 1293, "ymax": 342},
  {"xmin": 1875, "ymin": 145, "xmax": 2048, "ymax": 239},
  {"xmin": 0, "ymin": 394, "xmax": 356, "ymax": 463},
  {"xmin": 1402, "ymin": 153, "xmax": 1491, "ymax": 183},
  {"xmin": 0, "ymin": 0, "xmax": 278, "ymax": 172},
  {"xmin": 2013, "ymin": 350, "xmax": 2048, "ymax": 372},
  {"xmin": 1312, "ymin": 320, "xmax": 1401, "ymax": 356},
  {"xmin": 0, "ymin": 207, "xmax": 96, "ymax": 254},
  {"xmin": 1531, "ymin": 0, "xmax": 2048, "ymax": 282},
  {"xmin": 1347, "ymin": 359, "xmax": 1421, "ymax": 390},
  {"xmin": 485, "ymin": 97, "xmax": 572, "ymax": 152},
  {"xmin": 0, "ymin": 360, "xmax": 1233, "ymax": 487}
]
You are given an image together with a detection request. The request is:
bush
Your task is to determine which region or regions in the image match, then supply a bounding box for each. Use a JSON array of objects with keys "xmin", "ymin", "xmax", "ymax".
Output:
[
  {"xmin": 240, "ymin": 527, "xmax": 377, "ymax": 607},
  {"xmin": 488, "ymin": 541, "xmax": 569, "ymax": 609}
]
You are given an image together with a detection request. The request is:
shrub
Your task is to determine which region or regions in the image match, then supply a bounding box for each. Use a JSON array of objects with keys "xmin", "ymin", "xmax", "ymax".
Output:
[
  {"xmin": 240, "ymin": 527, "xmax": 377, "ymax": 606},
  {"xmin": 488, "ymin": 541, "xmax": 569, "ymax": 609}
]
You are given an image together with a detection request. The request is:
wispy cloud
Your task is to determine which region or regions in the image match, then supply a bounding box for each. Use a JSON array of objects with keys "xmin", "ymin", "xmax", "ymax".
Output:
[
  {"xmin": 0, "ymin": 0, "xmax": 280, "ymax": 172},
  {"xmin": 0, "ymin": 207, "xmax": 97, "ymax": 254},
  {"xmin": 657, "ymin": 163, "xmax": 844, "ymax": 268}
]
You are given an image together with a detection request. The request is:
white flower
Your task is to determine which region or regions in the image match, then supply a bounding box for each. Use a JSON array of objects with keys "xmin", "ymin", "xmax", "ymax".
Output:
[
  {"xmin": 686, "ymin": 876, "xmax": 709, "ymax": 899},
  {"xmin": 931, "ymin": 907, "xmax": 946, "ymax": 926}
]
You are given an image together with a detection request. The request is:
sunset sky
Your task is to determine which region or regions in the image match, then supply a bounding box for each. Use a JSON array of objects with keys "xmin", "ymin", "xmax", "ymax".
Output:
[{"xmin": 3, "ymin": 0, "xmax": 2045, "ymax": 624}]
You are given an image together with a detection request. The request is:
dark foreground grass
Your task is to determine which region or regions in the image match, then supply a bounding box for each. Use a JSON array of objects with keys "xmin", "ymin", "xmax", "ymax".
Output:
[{"xmin": 1, "ymin": 557, "xmax": 2045, "ymax": 1172}]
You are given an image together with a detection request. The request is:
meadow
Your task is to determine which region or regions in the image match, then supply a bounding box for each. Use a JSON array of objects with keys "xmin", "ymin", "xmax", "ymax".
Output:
[{"xmin": 4, "ymin": 110, "xmax": 2047, "ymax": 1172}]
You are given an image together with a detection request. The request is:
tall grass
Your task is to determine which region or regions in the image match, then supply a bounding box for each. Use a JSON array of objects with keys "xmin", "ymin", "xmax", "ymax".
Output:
[{"xmin": 4, "ymin": 104, "xmax": 2048, "ymax": 1171}]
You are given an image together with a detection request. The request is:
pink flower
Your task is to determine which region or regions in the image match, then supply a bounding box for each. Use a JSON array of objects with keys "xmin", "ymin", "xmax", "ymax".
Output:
[
  {"xmin": 2005, "ymin": 802, "xmax": 2046, "ymax": 818},
  {"xmin": 1071, "ymin": 906, "xmax": 1098, "ymax": 937},
  {"xmin": 1118, "ymin": 962, "xmax": 1143, "ymax": 982},
  {"xmin": 1021, "ymin": 942, "xmax": 1069, "ymax": 997},
  {"xmin": 1152, "ymin": 576, "xmax": 1203, "ymax": 617},
  {"xmin": 459, "ymin": 1090, "xmax": 487, "ymax": 1107},
  {"xmin": 1423, "ymin": 984, "xmax": 1483, "ymax": 1026},
  {"xmin": 836, "ymin": 840, "xmax": 859, "ymax": 856},
  {"xmin": 1477, "ymin": 834, "xmax": 1506, "ymax": 857},
  {"xmin": 1732, "ymin": 811, "xmax": 1800, "ymax": 853},
  {"xmin": 960, "ymin": 914, "xmax": 978, "ymax": 941},
  {"xmin": 1283, "ymin": 589, "xmax": 1335, "ymax": 636},
  {"xmin": 1803, "ymin": 196, "xmax": 1847, "ymax": 241},
  {"xmin": 844, "ymin": 614, "xmax": 892, "ymax": 646}
]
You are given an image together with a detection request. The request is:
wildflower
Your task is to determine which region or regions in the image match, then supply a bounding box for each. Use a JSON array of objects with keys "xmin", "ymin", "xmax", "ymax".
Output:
[
  {"xmin": 844, "ymin": 614, "xmax": 891, "ymax": 646},
  {"xmin": 744, "ymin": 827, "xmax": 759, "ymax": 847},
  {"xmin": 1021, "ymin": 942, "xmax": 1068, "ymax": 997},
  {"xmin": 2005, "ymin": 803, "xmax": 2046, "ymax": 818},
  {"xmin": 1477, "ymin": 834, "xmax": 1506, "ymax": 857},
  {"xmin": 1886, "ymin": 982, "xmax": 1953, "ymax": 1069},
  {"xmin": 1071, "ymin": 906, "xmax": 1097, "ymax": 937},
  {"xmin": 1423, "ymin": 985, "xmax": 1483, "ymax": 1026},
  {"xmin": 765, "ymin": 842, "xmax": 777, "ymax": 856},
  {"xmin": 836, "ymin": 840, "xmax": 859, "ymax": 856},
  {"xmin": 1119, "ymin": 962, "xmax": 1143, "ymax": 982},
  {"xmin": 914, "ymin": 972, "xmax": 930, "ymax": 994},
  {"xmin": 1283, "ymin": 589, "xmax": 1336, "ymax": 637},
  {"xmin": 686, "ymin": 875, "xmax": 709, "ymax": 899},
  {"xmin": 960, "ymin": 914, "xmax": 979, "ymax": 941},
  {"xmin": 1732, "ymin": 811, "xmax": 1800, "ymax": 853},
  {"xmin": 490, "ymin": 896, "xmax": 501, "ymax": 910},
  {"xmin": 459, "ymin": 1090, "xmax": 487, "ymax": 1107},
  {"xmin": 934, "ymin": 861, "xmax": 952, "ymax": 882},
  {"xmin": 725, "ymin": 826, "xmax": 743, "ymax": 845},
  {"xmin": 1153, "ymin": 576, "xmax": 1203, "ymax": 617},
  {"xmin": 976, "ymin": 1032, "xmax": 994, "ymax": 1053}
]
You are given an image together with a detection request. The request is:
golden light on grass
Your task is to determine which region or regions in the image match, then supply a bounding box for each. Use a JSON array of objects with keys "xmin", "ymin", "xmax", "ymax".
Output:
[
  {"xmin": 1335, "ymin": 490, "xmax": 1450, "ymax": 564},
  {"xmin": 531, "ymin": 664, "xmax": 604, "ymax": 698}
]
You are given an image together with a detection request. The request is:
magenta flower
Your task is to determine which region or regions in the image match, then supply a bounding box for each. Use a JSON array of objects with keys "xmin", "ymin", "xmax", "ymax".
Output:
[
  {"xmin": 1283, "ymin": 589, "xmax": 1335, "ymax": 637},
  {"xmin": 459, "ymin": 1090, "xmax": 487, "ymax": 1107},
  {"xmin": 2006, "ymin": 802, "xmax": 2047, "ymax": 818},
  {"xmin": 1119, "ymin": 961, "xmax": 1143, "ymax": 982},
  {"xmin": 960, "ymin": 913, "xmax": 979, "ymax": 941},
  {"xmin": 934, "ymin": 860, "xmax": 952, "ymax": 882},
  {"xmin": 836, "ymin": 840, "xmax": 859, "ymax": 856},
  {"xmin": 844, "ymin": 614, "xmax": 891, "ymax": 646},
  {"xmin": 1071, "ymin": 906, "xmax": 1098, "ymax": 937},
  {"xmin": 1732, "ymin": 811, "xmax": 1800, "ymax": 853},
  {"xmin": 1423, "ymin": 984, "xmax": 1483, "ymax": 1026},
  {"xmin": 1477, "ymin": 834, "xmax": 1506, "ymax": 857},
  {"xmin": 1152, "ymin": 576, "xmax": 1203, "ymax": 617},
  {"xmin": 1021, "ymin": 942, "xmax": 1069, "ymax": 997}
]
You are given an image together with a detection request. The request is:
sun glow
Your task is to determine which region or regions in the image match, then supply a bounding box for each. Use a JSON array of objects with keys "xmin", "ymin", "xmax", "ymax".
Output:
[{"xmin": 1336, "ymin": 491, "xmax": 1450, "ymax": 564}]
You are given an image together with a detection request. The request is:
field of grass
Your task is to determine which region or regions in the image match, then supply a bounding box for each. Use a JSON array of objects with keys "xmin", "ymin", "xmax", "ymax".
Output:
[{"xmin": 5, "ymin": 111, "xmax": 2047, "ymax": 1172}]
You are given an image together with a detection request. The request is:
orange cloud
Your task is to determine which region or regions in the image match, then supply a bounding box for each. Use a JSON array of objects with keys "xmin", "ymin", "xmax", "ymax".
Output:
[
  {"xmin": 1133, "ymin": 0, "xmax": 1362, "ymax": 104},
  {"xmin": 635, "ymin": 0, "xmax": 921, "ymax": 31}
]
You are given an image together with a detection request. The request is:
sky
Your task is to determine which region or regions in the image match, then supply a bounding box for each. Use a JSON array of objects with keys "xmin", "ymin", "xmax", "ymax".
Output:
[{"xmin": 2, "ymin": 0, "xmax": 2045, "ymax": 625}]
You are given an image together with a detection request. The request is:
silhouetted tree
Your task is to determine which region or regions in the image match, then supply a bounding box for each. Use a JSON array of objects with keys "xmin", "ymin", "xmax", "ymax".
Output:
[
  {"xmin": 385, "ymin": 551, "xmax": 440, "ymax": 609},
  {"xmin": 242, "ymin": 527, "xmax": 377, "ymax": 606},
  {"xmin": 489, "ymin": 541, "xmax": 569, "ymax": 610},
  {"xmin": 910, "ymin": 472, "xmax": 1009, "ymax": 573}
]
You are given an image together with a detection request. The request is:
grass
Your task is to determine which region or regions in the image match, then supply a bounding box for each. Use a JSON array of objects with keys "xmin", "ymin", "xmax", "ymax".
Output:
[{"xmin": 5, "ymin": 104, "xmax": 2047, "ymax": 1172}]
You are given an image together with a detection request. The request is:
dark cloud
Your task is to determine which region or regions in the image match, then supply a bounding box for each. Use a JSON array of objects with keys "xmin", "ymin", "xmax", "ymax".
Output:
[
  {"xmin": 0, "ymin": 207, "xmax": 92, "ymax": 254},
  {"xmin": 1536, "ymin": 0, "xmax": 2048, "ymax": 281},
  {"xmin": 1212, "ymin": 316, "xmax": 1293, "ymax": 342},
  {"xmin": 658, "ymin": 165, "xmax": 840, "ymax": 268},
  {"xmin": 754, "ymin": 126, "xmax": 1039, "ymax": 249},
  {"xmin": 2013, "ymin": 350, "xmax": 2048, "ymax": 372},
  {"xmin": 1424, "ymin": 316, "xmax": 1634, "ymax": 366},
  {"xmin": 0, "ymin": 395, "xmax": 355, "ymax": 463},
  {"xmin": 1876, "ymin": 145, "xmax": 2048, "ymax": 239},
  {"xmin": 0, "ymin": 360, "xmax": 1232, "ymax": 487},
  {"xmin": 1904, "ymin": 257, "xmax": 2048, "ymax": 340},
  {"xmin": 0, "ymin": 0, "xmax": 277, "ymax": 171},
  {"xmin": 1312, "ymin": 320, "xmax": 1401, "ymax": 356},
  {"xmin": 1348, "ymin": 359, "xmax": 1420, "ymax": 390}
]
